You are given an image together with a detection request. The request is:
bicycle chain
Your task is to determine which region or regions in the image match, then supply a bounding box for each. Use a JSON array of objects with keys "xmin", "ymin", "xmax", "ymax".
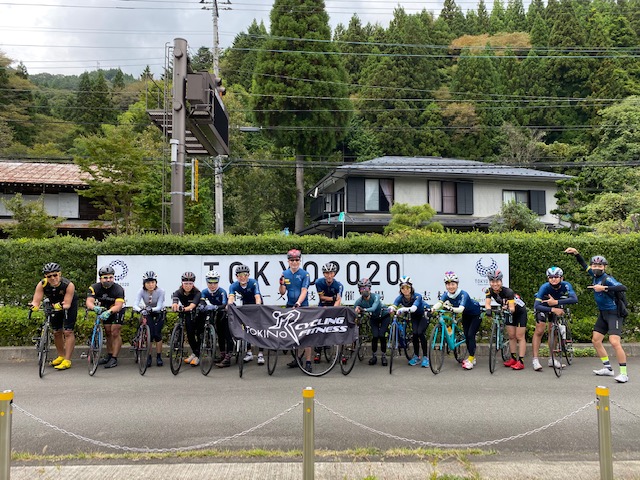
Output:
[{"xmin": 14, "ymin": 401, "xmax": 302, "ymax": 453}]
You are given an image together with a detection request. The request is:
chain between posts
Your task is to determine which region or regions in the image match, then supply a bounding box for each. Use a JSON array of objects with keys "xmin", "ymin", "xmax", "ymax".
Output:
[{"xmin": 611, "ymin": 400, "xmax": 640, "ymax": 420}]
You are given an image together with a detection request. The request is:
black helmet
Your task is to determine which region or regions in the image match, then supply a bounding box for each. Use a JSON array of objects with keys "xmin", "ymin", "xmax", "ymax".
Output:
[
  {"xmin": 590, "ymin": 255, "xmax": 608, "ymax": 266},
  {"xmin": 43, "ymin": 262, "xmax": 61, "ymax": 274},
  {"xmin": 98, "ymin": 265, "xmax": 115, "ymax": 276},
  {"xmin": 357, "ymin": 278, "xmax": 372, "ymax": 289},
  {"xmin": 486, "ymin": 269, "xmax": 503, "ymax": 281},
  {"xmin": 235, "ymin": 264, "xmax": 250, "ymax": 275},
  {"xmin": 143, "ymin": 271, "xmax": 157, "ymax": 281},
  {"xmin": 322, "ymin": 262, "xmax": 338, "ymax": 273},
  {"xmin": 181, "ymin": 271, "xmax": 196, "ymax": 282}
]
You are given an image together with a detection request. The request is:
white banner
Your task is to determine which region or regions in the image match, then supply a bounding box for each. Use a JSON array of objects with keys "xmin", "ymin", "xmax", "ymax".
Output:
[{"xmin": 97, "ymin": 254, "xmax": 509, "ymax": 307}]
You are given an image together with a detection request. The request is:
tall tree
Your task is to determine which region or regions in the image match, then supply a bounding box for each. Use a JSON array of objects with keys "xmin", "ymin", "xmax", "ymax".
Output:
[
  {"xmin": 505, "ymin": 0, "xmax": 527, "ymax": 31},
  {"xmin": 220, "ymin": 20, "xmax": 268, "ymax": 91},
  {"xmin": 252, "ymin": 0, "xmax": 351, "ymax": 232},
  {"xmin": 477, "ymin": 0, "xmax": 491, "ymax": 33},
  {"xmin": 489, "ymin": 0, "xmax": 506, "ymax": 33},
  {"xmin": 440, "ymin": 0, "xmax": 466, "ymax": 37}
]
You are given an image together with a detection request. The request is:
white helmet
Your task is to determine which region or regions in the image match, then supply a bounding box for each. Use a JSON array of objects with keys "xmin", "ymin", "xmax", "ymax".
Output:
[
  {"xmin": 205, "ymin": 270, "xmax": 220, "ymax": 282},
  {"xmin": 444, "ymin": 271, "xmax": 459, "ymax": 283}
]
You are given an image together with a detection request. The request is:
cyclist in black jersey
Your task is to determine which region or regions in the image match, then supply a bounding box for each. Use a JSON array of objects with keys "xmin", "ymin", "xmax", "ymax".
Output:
[
  {"xmin": 484, "ymin": 269, "xmax": 528, "ymax": 370},
  {"xmin": 30, "ymin": 263, "xmax": 79, "ymax": 370},
  {"xmin": 86, "ymin": 265, "xmax": 126, "ymax": 369},
  {"xmin": 171, "ymin": 271, "xmax": 203, "ymax": 366}
]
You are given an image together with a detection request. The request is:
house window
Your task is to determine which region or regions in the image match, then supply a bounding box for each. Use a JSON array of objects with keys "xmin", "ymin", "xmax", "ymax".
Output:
[
  {"xmin": 364, "ymin": 179, "xmax": 393, "ymax": 212},
  {"xmin": 428, "ymin": 181, "xmax": 473, "ymax": 215},
  {"xmin": 503, "ymin": 189, "xmax": 546, "ymax": 215}
]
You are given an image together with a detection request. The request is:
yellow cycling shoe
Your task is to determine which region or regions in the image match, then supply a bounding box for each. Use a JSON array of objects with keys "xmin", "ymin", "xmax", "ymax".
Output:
[
  {"xmin": 50, "ymin": 356, "xmax": 65, "ymax": 366},
  {"xmin": 54, "ymin": 359, "xmax": 71, "ymax": 370}
]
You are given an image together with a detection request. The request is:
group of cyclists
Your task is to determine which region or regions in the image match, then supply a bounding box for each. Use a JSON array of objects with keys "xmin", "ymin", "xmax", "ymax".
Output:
[{"xmin": 29, "ymin": 247, "xmax": 629, "ymax": 382}]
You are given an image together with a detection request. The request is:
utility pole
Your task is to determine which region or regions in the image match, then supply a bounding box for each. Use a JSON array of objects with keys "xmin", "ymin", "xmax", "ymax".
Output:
[
  {"xmin": 200, "ymin": 0, "xmax": 231, "ymax": 77},
  {"xmin": 214, "ymin": 155, "xmax": 225, "ymax": 234},
  {"xmin": 170, "ymin": 38, "xmax": 188, "ymax": 234}
]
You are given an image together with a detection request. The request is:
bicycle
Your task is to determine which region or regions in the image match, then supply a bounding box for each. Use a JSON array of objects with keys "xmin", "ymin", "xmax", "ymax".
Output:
[
  {"xmin": 199, "ymin": 306, "xmax": 219, "ymax": 376},
  {"xmin": 485, "ymin": 306, "xmax": 511, "ymax": 374},
  {"xmin": 31, "ymin": 298, "xmax": 54, "ymax": 378},
  {"xmin": 549, "ymin": 308, "xmax": 574, "ymax": 378},
  {"xmin": 169, "ymin": 309, "xmax": 190, "ymax": 375},
  {"xmin": 387, "ymin": 311, "xmax": 412, "ymax": 374},
  {"xmin": 339, "ymin": 310, "xmax": 372, "ymax": 376},
  {"xmin": 294, "ymin": 344, "xmax": 339, "ymax": 377},
  {"xmin": 87, "ymin": 307, "xmax": 105, "ymax": 376},
  {"xmin": 129, "ymin": 309, "xmax": 152, "ymax": 376},
  {"xmin": 428, "ymin": 309, "xmax": 467, "ymax": 374}
]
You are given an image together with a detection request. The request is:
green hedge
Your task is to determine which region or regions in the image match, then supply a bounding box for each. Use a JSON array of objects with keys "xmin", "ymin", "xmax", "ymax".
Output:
[{"xmin": 1, "ymin": 231, "xmax": 639, "ymax": 344}]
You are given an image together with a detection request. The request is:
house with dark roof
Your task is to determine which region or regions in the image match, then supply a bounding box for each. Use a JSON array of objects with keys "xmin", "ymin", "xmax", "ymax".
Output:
[
  {"xmin": 302, "ymin": 156, "xmax": 571, "ymax": 237},
  {"xmin": 0, "ymin": 161, "xmax": 106, "ymax": 238}
]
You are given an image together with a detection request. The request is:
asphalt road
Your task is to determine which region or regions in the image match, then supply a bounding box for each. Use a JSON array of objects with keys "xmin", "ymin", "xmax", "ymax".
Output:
[{"xmin": 2, "ymin": 351, "xmax": 639, "ymax": 458}]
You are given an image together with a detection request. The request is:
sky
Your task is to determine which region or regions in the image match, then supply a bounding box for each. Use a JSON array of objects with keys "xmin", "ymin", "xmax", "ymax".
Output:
[{"xmin": 0, "ymin": 0, "xmax": 473, "ymax": 78}]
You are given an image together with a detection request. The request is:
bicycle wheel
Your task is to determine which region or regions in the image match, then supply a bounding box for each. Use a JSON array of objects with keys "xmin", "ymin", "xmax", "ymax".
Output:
[
  {"xmin": 238, "ymin": 339, "xmax": 247, "ymax": 378},
  {"xmin": 339, "ymin": 338, "xmax": 360, "ymax": 376},
  {"xmin": 402, "ymin": 321, "xmax": 414, "ymax": 360},
  {"xmin": 200, "ymin": 324, "xmax": 216, "ymax": 376},
  {"xmin": 137, "ymin": 325, "xmax": 151, "ymax": 376},
  {"xmin": 550, "ymin": 325, "xmax": 563, "ymax": 378},
  {"xmin": 453, "ymin": 329, "xmax": 468, "ymax": 363},
  {"xmin": 500, "ymin": 320, "xmax": 510, "ymax": 361},
  {"xmin": 563, "ymin": 322, "xmax": 574, "ymax": 366},
  {"xmin": 88, "ymin": 324, "xmax": 103, "ymax": 376},
  {"xmin": 388, "ymin": 323, "xmax": 397, "ymax": 374},
  {"xmin": 267, "ymin": 349, "xmax": 278, "ymax": 375},
  {"xmin": 37, "ymin": 322, "xmax": 50, "ymax": 378},
  {"xmin": 169, "ymin": 323, "xmax": 184, "ymax": 375},
  {"xmin": 297, "ymin": 345, "xmax": 339, "ymax": 377},
  {"xmin": 489, "ymin": 320, "xmax": 498, "ymax": 374},
  {"xmin": 428, "ymin": 324, "xmax": 445, "ymax": 374}
]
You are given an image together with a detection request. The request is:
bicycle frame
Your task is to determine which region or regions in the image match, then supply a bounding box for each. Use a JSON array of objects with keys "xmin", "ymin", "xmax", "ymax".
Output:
[
  {"xmin": 387, "ymin": 312, "xmax": 410, "ymax": 374},
  {"xmin": 486, "ymin": 306, "xmax": 511, "ymax": 374},
  {"xmin": 87, "ymin": 309, "xmax": 105, "ymax": 376},
  {"xmin": 33, "ymin": 299, "xmax": 55, "ymax": 378},
  {"xmin": 428, "ymin": 310, "xmax": 466, "ymax": 374}
]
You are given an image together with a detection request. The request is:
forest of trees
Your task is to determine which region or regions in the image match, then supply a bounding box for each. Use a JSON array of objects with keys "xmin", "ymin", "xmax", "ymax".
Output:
[{"xmin": 1, "ymin": 0, "xmax": 640, "ymax": 236}]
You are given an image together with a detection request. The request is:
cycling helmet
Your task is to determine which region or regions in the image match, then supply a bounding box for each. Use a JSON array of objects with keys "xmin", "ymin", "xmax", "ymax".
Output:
[
  {"xmin": 42, "ymin": 262, "xmax": 61, "ymax": 274},
  {"xmin": 98, "ymin": 265, "xmax": 115, "ymax": 276},
  {"xmin": 444, "ymin": 271, "xmax": 459, "ymax": 283},
  {"xmin": 486, "ymin": 269, "xmax": 503, "ymax": 281},
  {"xmin": 546, "ymin": 266, "xmax": 564, "ymax": 278},
  {"xmin": 235, "ymin": 264, "xmax": 250, "ymax": 275},
  {"xmin": 399, "ymin": 275, "xmax": 412, "ymax": 286},
  {"xmin": 181, "ymin": 271, "xmax": 196, "ymax": 282},
  {"xmin": 357, "ymin": 278, "xmax": 372, "ymax": 289},
  {"xmin": 205, "ymin": 270, "xmax": 221, "ymax": 281},
  {"xmin": 590, "ymin": 255, "xmax": 608, "ymax": 266},
  {"xmin": 142, "ymin": 271, "xmax": 157, "ymax": 281},
  {"xmin": 322, "ymin": 262, "xmax": 338, "ymax": 273},
  {"xmin": 287, "ymin": 249, "xmax": 301, "ymax": 259}
]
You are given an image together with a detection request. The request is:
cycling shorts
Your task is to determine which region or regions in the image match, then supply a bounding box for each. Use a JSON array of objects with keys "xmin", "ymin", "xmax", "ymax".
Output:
[
  {"xmin": 50, "ymin": 304, "xmax": 78, "ymax": 331},
  {"xmin": 594, "ymin": 309, "xmax": 623, "ymax": 337},
  {"xmin": 370, "ymin": 314, "xmax": 390, "ymax": 338},
  {"xmin": 103, "ymin": 311, "xmax": 125, "ymax": 326},
  {"xmin": 146, "ymin": 312, "xmax": 165, "ymax": 342},
  {"xmin": 505, "ymin": 309, "xmax": 527, "ymax": 328},
  {"xmin": 534, "ymin": 311, "xmax": 558, "ymax": 324},
  {"xmin": 411, "ymin": 314, "xmax": 429, "ymax": 336}
]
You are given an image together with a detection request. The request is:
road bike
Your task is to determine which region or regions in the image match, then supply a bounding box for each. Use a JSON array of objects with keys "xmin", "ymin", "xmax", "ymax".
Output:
[
  {"xmin": 294, "ymin": 344, "xmax": 339, "ymax": 377},
  {"xmin": 199, "ymin": 307, "xmax": 219, "ymax": 376},
  {"xmin": 549, "ymin": 308, "xmax": 574, "ymax": 378},
  {"xmin": 339, "ymin": 311, "xmax": 372, "ymax": 375},
  {"xmin": 387, "ymin": 311, "xmax": 413, "ymax": 374},
  {"xmin": 87, "ymin": 307, "xmax": 105, "ymax": 376},
  {"xmin": 428, "ymin": 309, "xmax": 467, "ymax": 374},
  {"xmin": 31, "ymin": 298, "xmax": 54, "ymax": 378},
  {"xmin": 169, "ymin": 309, "xmax": 190, "ymax": 375},
  {"xmin": 485, "ymin": 306, "xmax": 510, "ymax": 374},
  {"xmin": 129, "ymin": 309, "xmax": 153, "ymax": 376}
]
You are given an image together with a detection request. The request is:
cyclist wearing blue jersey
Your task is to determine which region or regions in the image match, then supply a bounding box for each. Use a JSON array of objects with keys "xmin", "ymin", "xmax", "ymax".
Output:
[
  {"xmin": 199, "ymin": 271, "xmax": 231, "ymax": 369},
  {"xmin": 312, "ymin": 262, "xmax": 344, "ymax": 363},
  {"xmin": 389, "ymin": 276, "xmax": 428, "ymax": 368},
  {"xmin": 565, "ymin": 247, "xmax": 628, "ymax": 383},
  {"xmin": 354, "ymin": 277, "xmax": 390, "ymax": 366},
  {"xmin": 279, "ymin": 249, "xmax": 312, "ymax": 371},
  {"xmin": 132, "ymin": 271, "xmax": 166, "ymax": 367},
  {"xmin": 432, "ymin": 272, "xmax": 482, "ymax": 370},
  {"xmin": 532, "ymin": 266, "xmax": 578, "ymax": 371},
  {"xmin": 228, "ymin": 264, "xmax": 264, "ymax": 365}
]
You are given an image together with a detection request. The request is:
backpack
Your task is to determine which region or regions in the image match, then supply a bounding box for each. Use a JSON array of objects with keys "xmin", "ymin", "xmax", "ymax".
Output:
[{"xmin": 602, "ymin": 274, "xmax": 629, "ymax": 318}]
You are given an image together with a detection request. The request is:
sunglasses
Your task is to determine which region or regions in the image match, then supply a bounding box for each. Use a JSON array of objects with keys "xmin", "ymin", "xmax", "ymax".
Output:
[
  {"xmin": 207, "ymin": 280, "xmax": 219, "ymax": 284},
  {"xmin": 45, "ymin": 273, "xmax": 60, "ymax": 279},
  {"xmin": 547, "ymin": 275, "xmax": 562, "ymax": 279},
  {"xmin": 358, "ymin": 287, "xmax": 370, "ymax": 292},
  {"xmin": 100, "ymin": 275, "xmax": 114, "ymax": 280},
  {"xmin": 237, "ymin": 273, "xmax": 249, "ymax": 277},
  {"xmin": 289, "ymin": 258, "xmax": 301, "ymax": 262},
  {"xmin": 182, "ymin": 281, "xmax": 194, "ymax": 285}
]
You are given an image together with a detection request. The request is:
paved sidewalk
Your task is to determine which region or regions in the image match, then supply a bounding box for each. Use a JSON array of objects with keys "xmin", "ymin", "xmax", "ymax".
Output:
[{"xmin": 10, "ymin": 457, "xmax": 640, "ymax": 480}]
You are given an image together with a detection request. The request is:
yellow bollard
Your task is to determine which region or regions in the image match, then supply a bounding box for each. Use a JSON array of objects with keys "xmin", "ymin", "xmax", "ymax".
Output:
[
  {"xmin": 596, "ymin": 386, "xmax": 613, "ymax": 480},
  {"xmin": 303, "ymin": 387, "xmax": 315, "ymax": 480},
  {"xmin": 0, "ymin": 390, "xmax": 14, "ymax": 480}
]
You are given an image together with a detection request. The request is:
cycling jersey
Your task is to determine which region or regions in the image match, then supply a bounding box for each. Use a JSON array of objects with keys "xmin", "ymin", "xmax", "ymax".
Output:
[
  {"xmin": 314, "ymin": 277, "xmax": 344, "ymax": 307},
  {"xmin": 485, "ymin": 286, "xmax": 526, "ymax": 311},
  {"xmin": 354, "ymin": 292, "xmax": 387, "ymax": 319},
  {"xmin": 437, "ymin": 290, "xmax": 481, "ymax": 315},
  {"xmin": 87, "ymin": 282, "xmax": 125, "ymax": 309},
  {"xmin": 171, "ymin": 287, "xmax": 201, "ymax": 307},
  {"xmin": 133, "ymin": 287, "xmax": 165, "ymax": 312},
  {"xmin": 282, "ymin": 268, "xmax": 310, "ymax": 307},
  {"xmin": 228, "ymin": 279, "xmax": 260, "ymax": 305},
  {"xmin": 201, "ymin": 285, "xmax": 228, "ymax": 306},
  {"xmin": 41, "ymin": 277, "xmax": 78, "ymax": 306},
  {"xmin": 533, "ymin": 281, "xmax": 578, "ymax": 313},
  {"xmin": 392, "ymin": 293, "xmax": 425, "ymax": 314}
]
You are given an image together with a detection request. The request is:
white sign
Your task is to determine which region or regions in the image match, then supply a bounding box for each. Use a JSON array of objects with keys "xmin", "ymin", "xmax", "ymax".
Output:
[{"xmin": 97, "ymin": 254, "xmax": 509, "ymax": 307}]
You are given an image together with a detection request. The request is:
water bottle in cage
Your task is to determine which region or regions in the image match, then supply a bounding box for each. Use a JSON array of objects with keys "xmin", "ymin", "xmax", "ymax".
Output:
[{"xmin": 559, "ymin": 324, "xmax": 566, "ymax": 340}]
